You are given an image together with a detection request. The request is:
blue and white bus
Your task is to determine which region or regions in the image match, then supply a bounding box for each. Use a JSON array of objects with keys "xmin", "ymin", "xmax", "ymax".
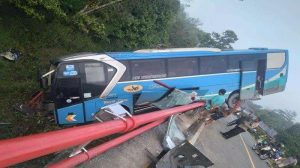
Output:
[{"xmin": 43, "ymin": 48, "xmax": 288, "ymax": 125}]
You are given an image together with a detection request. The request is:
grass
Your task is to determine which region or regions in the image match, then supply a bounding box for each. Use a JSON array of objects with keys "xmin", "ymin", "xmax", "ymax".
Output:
[
  {"xmin": 0, "ymin": 4, "xmax": 110, "ymax": 167},
  {"xmin": 0, "ymin": 3, "xmax": 106, "ymax": 138}
]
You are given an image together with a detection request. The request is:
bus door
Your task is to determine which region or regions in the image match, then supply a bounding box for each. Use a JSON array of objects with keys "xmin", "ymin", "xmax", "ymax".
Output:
[
  {"xmin": 82, "ymin": 59, "xmax": 127, "ymax": 122},
  {"xmin": 54, "ymin": 63, "xmax": 85, "ymax": 125},
  {"xmin": 256, "ymin": 59, "xmax": 267, "ymax": 95},
  {"xmin": 239, "ymin": 61, "xmax": 257, "ymax": 100},
  {"xmin": 82, "ymin": 62, "xmax": 116, "ymax": 122}
]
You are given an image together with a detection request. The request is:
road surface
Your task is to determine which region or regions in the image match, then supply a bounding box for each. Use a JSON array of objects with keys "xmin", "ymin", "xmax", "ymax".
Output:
[
  {"xmin": 195, "ymin": 115, "xmax": 269, "ymax": 168},
  {"xmin": 77, "ymin": 115, "xmax": 269, "ymax": 168}
]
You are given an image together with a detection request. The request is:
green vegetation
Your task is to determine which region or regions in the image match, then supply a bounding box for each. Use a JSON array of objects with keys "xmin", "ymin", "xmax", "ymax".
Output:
[
  {"xmin": 0, "ymin": 1, "xmax": 238, "ymax": 166},
  {"xmin": 277, "ymin": 124, "xmax": 300, "ymax": 165},
  {"xmin": 0, "ymin": 0, "xmax": 238, "ymax": 139},
  {"xmin": 246, "ymin": 101, "xmax": 300, "ymax": 167}
]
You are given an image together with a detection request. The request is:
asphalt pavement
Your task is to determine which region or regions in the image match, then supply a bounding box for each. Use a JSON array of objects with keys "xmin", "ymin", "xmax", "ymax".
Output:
[
  {"xmin": 76, "ymin": 114, "xmax": 269, "ymax": 168},
  {"xmin": 195, "ymin": 115, "xmax": 270, "ymax": 168}
]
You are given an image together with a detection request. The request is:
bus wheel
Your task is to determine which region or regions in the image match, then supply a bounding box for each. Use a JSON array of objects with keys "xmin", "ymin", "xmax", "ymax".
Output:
[{"xmin": 227, "ymin": 92, "xmax": 240, "ymax": 109}]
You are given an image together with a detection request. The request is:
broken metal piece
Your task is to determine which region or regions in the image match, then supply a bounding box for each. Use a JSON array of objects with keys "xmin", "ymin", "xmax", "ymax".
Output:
[
  {"xmin": 69, "ymin": 102, "xmax": 131, "ymax": 158},
  {"xmin": 94, "ymin": 101, "xmax": 132, "ymax": 121},
  {"xmin": 156, "ymin": 141, "xmax": 214, "ymax": 168},
  {"xmin": 162, "ymin": 115, "xmax": 186, "ymax": 150},
  {"xmin": 162, "ymin": 108, "xmax": 204, "ymax": 150}
]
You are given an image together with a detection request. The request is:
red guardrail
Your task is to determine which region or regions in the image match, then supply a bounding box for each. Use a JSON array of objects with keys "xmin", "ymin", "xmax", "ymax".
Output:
[
  {"xmin": 0, "ymin": 102, "xmax": 204, "ymax": 167},
  {"xmin": 48, "ymin": 119, "xmax": 165, "ymax": 168}
]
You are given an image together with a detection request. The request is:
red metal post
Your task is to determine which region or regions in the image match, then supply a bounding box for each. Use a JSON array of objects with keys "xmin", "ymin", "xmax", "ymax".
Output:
[
  {"xmin": 28, "ymin": 91, "xmax": 44, "ymax": 109},
  {"xmin": 0, "ymin": 102, "xmax": 204, "ymax": 167},
  {"xmin": 47, "ymin": 119, "xmax": 165, "ymax": 168},
  {"xmin": 153, "ymin": 80, "xmax": 173, "ymax": 90}
]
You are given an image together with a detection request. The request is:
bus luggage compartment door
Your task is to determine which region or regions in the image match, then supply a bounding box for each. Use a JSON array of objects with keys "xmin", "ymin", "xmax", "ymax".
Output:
[
  {"xmin": 56, "ymin": 104, "xmax": 85, "ymax": 125},
  {"xmin": 240, "ymin": 61, "xmax": 257, "ymax": 100}
]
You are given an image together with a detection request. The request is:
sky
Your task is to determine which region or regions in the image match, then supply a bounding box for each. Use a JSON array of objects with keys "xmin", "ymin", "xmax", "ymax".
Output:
[{"xmin": 185, "ymin": 0, "xmax": 300, "ymax": 122}]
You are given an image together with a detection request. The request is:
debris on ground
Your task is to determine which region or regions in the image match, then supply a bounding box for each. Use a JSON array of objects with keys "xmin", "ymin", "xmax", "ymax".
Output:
[
  {"xmin": 0, "ymin": 49, "xmax": 20, "ymax": 61},
  {"xmin": 156, "ymin": 141, "xmax": 214, "ymax": 168}
]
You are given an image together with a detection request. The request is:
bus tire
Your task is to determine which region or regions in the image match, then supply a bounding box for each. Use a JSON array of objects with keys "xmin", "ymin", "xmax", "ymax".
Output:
[{"xmin": 227, "ymin": 91, "xmax": 240, "ymax": 109}]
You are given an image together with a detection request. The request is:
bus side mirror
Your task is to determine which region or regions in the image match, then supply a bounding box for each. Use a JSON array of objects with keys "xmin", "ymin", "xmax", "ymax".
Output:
[{"xmin": 40, "ymin": 69, "xmax": 55, "ymax": 89}]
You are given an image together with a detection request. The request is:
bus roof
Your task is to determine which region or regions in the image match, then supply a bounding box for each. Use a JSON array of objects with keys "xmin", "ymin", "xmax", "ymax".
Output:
[{"xmin": 106, "ymin": 48, "xmax": 287, "ymax": 60}]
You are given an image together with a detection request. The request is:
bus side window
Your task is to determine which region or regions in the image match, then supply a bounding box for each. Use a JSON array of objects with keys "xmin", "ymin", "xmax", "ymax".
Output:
[
  {"xmin": 227, "ymin": 55, "xmax": 259, "ymax": 72},
  {"xmin": 228, "ymin": 55, "xmax": 241, "ymax": 70},
  {"xmin": 199, "ymin": 56, "xmax": 227, "ymax": 74},
  {"xmin": 119, "ymin": 61, "xmax": 131, "ymax": 81},
  {"xmin": 131, "ymin": 59, "xmax": 167, "ymax": 80},
  {"xmin": 167, "ymin": 57, "xmax": 198, "ymax": 77},
  {"xmin": 240, "ymin": 55, "xmax": 259, "ymax": 71}
]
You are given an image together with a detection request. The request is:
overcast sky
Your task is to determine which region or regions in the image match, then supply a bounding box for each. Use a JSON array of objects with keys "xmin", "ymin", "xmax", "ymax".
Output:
[{"xmin": 185, "ymin": 0, "xmax": 300, "ymax": 122}]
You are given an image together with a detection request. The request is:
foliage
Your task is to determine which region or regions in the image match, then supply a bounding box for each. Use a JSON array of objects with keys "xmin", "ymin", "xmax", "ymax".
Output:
[
  {"xmin": 0, "ymin": 0, "xmax": 240, "ymax": 166},
  {"xmin": 0, "ymin": 0, "xmax": 239, "ymax": 142},
  {"xmin": 8, "ymin": 0, "xmax": 66, "ymax": 20},
  {"xmin": 0, "ymin": 3, "xmax": 101, "ymax": 141},
  {"xmin": 7, "ymin": 0, "xmax": 119, "ymax": 37},
  {"xmin": 168, "ymin": 6, "xmax": 238, "ymax": 49},
  {"xmin": 246, "ymin": 101, "xmax": 299, "ymax": 166},
  {"xmin": 246, "ymin": 101, "xmax": 295, "ymax": 131},
  {"xmin": 168, "ymin": 5, "xmax": 201, "ymax": 47},
  {"xmin": 198, "ymin": 30, "xmax": 238, "ymax": 49},
  {"xmin": 276, "ymin": 124, "xmax": 300, "ymax": 165},
  {"xmin": 6, "ymin": 0, "xmax": 238, "ymax": 49},
  {"xmin": 254, "ymin": 108, "xmax": 294, "ymax": 131}
]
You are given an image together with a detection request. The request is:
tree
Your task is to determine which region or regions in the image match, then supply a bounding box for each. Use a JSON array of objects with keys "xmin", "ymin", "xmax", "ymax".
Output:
[
  {"xmin": 168, "ymin": 5, "xmax": 238, "ymax": 49},
  {"xmin": 253, "ymin": 108, "xmax": 294, "ymax": 131},
  {"xmin": 7, "ymin": 0, "xmax": 66, "ymax": 20},
  {"xmin": 168, "ymin": 5, "xmax": 201, "ymax": 47},
  {"xmin": 6, "ymin": 0, "xmax": 182, "ymax": 48},
  {"xmin": 198, "ymin": 30, "xmax": 238, "ymax": 49},
  {"xmin": 245, "ymin": 102, "xmax": 299, "ymax": 166},
  {"xmin": 7, "ymin": 0, "xmax": 238, "ymax": 49},
  {"xmin": 0, "ymin": 1, "xmax": 240, "ymax": 167},
  {"xmin": 77, "ymin": 0, "xmax": 124, "ymax": 15},
  {"xmin": 7, "ymin": 0, "xmax": 125, "ymax": 37},
  {"xmin": 276, "ymin": 109, "xmax": 297, "ymax": 122},
  {"xmin": 276, "ymin": 124, "xmax": 300, "ymax": 165}
]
